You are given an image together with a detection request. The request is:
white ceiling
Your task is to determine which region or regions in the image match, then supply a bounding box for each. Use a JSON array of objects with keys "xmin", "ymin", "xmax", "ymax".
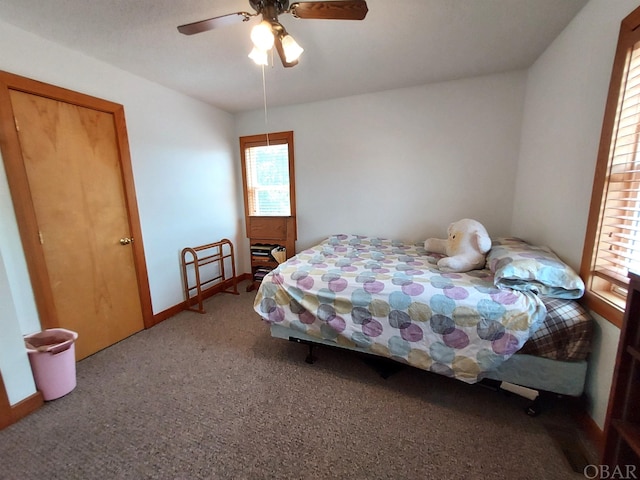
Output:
[{"xmin": 0, "ymin": 0, "xmax": 588, "ymax": 113}]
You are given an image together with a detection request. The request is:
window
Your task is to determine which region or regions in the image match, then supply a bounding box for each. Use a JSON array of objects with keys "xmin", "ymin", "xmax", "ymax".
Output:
[
  {"xmin": 239, "ymin": 130, "xmax": 296, "ymax": 218},
  {"xmin": 244, "ymin": 143, "xmax": 291, "ymax": 216},
  {"xmin": 581, "ymin": 6, "xmax": 640, "ymax": 327}
]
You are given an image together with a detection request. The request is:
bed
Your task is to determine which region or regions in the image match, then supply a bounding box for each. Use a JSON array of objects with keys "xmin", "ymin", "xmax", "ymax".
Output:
[{"xmin": 254, "ymin": 234, "xmax": 593, "ymax": 411}]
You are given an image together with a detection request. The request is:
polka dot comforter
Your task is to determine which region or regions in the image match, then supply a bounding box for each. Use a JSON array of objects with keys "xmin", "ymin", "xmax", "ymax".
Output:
[{"xmin": 254, "ymin": 234, "xmax": 547, "ymax": 384}]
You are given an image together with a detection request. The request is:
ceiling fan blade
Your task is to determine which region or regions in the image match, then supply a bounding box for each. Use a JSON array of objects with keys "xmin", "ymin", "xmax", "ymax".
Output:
[
  {"xmin": 274, "ymin": 34, "xmax": 299, "ymax": 68},
  {"xmin": 177, "ymin": 12, "xmax": 253, "ymax": 35},
  {"xmin": 289, "ymin": 1, "xmax": 368, "ymax": 20}
]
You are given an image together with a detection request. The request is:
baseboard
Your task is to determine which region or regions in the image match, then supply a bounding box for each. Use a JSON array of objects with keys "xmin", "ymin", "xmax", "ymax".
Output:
[
  {"xmin": 0, "ymin": 390, "xmax": 44, "ymax": 430},
  {"xmin": 576, "ymin": 410, "xmax": 604, "ymax": 459},
  {"xmin": 150, "ymin": 275, "xmax": 250, "ymax": 326},
  {"xmin": 150, "ymin": 301, "xmax": 184, "ymax": 327}
]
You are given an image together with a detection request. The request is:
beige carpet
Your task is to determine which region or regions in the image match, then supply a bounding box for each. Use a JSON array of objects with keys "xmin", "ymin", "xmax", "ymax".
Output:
[{"xmin": 0, "ymin": 281, "xmax": 595, "ymax": 479}]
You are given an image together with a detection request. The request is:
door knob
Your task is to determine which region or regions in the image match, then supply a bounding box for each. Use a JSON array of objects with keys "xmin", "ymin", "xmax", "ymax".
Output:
[{"xmin": 119, "ymin": 237, "xmax": 133, "ymax": 245}]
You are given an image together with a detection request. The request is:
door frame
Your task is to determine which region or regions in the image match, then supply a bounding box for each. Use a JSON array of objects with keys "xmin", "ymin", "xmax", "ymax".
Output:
[{"xmin": 0, "ymin": 70, "xmax": 153, "ymax": 330}]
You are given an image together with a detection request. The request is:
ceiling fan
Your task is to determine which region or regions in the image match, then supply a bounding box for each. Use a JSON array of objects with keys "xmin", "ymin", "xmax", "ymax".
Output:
[{"xmin": 177, "ymin": 0, "xmax": 369, "ymax": 68}]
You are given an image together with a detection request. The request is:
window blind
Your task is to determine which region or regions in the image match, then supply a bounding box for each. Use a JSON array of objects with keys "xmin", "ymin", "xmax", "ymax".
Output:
[
  {"xmin": 244, "ymin": 143, "xmax": 291, "ymax": 216},
  {"xmin": 594, "ymin": 41, "xmax": 640, "ymax": 287}
]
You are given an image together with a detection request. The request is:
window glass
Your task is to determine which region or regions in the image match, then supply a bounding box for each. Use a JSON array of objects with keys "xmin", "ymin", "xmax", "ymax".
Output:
[{"xmin": 245, "ymin": 144, "xmax": 291, "ymax": 216}]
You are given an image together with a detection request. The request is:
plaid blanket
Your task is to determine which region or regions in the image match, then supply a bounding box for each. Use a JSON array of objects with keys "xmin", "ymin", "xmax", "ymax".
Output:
[{"xmin": 519, "ymin": 297, "xmax": 593, "ymax": 361}]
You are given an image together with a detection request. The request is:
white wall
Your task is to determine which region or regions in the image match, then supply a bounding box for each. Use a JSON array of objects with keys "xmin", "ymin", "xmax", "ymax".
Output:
[
  {"xmin": 236, "ymin": 71, "xmax": 527, "ymax": 256},
  {"xmin": 0, "ymin": 151, "xmax": 40, "ymax": 336},
  {"xmin": 512, "ymin": 0, "xmax": 639, "ymax": 428},
  {"xmin": 0, "ymin": 145, "xmax": 40, "ymax": 403},
  {"xmin": 0, "ymin": 249, "xmax": 37, "ymax": 405},
  {"xmin": 0, "ymin": 21, "xmax": 240, "ymax": 405}
]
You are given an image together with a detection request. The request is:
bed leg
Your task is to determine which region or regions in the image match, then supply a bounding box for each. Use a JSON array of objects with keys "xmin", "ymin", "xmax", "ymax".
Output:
[
  {"xmin": 525, "ymin": 397, "xmax": 542, "ymax": 417},
  {"xmin": 287, "ymin": 337, "xmax": 318, "ymax": 364},
  {"xmin": 305, "ymin": 344, "xmax": 316, "ymax": 364},
  {"xmin": 525, "ymin": 391, "xmax": 558, "ymax": 417}
]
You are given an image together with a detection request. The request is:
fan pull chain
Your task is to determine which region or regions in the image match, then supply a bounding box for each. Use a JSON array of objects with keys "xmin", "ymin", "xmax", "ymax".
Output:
[{"xmin": 261, "ymin": 64, "xmax": 270, "ymax": 146}]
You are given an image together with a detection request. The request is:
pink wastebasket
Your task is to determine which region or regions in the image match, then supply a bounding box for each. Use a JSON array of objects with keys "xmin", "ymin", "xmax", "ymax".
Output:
[{"xmin": 24, "ymin": 328, "xmax": 78, "ymax": 401}]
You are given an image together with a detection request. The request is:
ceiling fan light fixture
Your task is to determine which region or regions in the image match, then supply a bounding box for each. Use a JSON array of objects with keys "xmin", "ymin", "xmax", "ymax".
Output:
[
  {"xmin": 281, "ymin": 34, "xmax": 304, "ymax": 63},
  {"xmin": 250, "ymin": 20, "xmax": 275, "ymax": 51},
  {"xmin": 178, "ymin": 0, "xmax": 369, "ymax": 69},
  {"xmin": 248, "ymin": 46, "xmax": 269, "ymax": 65}
]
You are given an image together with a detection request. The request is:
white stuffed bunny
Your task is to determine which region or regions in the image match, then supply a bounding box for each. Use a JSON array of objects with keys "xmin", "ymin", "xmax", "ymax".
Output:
[{"xmin": 424, "ymin": 219, "xmax": 492, "ymax": 273}]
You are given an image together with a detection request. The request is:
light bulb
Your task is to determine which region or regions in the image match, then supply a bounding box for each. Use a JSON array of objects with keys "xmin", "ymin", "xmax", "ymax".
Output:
[
  {"xmin": 281, "ymin": 34, "xmax": 304, "ymax": 63},
  {"xmin": 251, "ymin": 21, "xmax": 274, "ymax": 51},
  {"xmin": 248, "ymin": 47, "xmax": 268, "ymax": 66}
]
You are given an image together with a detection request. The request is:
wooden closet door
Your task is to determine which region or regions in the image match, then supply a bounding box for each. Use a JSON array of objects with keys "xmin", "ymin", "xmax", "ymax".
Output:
[{"xmin": 9, "ymin": 90, "xmax": 145, "ymax": 360}]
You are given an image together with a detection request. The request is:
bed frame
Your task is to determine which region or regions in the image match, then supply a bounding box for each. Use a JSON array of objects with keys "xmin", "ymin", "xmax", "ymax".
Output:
[{"xmin": 270, "ymin": 323, "xmax": 588, "ymax": 416}]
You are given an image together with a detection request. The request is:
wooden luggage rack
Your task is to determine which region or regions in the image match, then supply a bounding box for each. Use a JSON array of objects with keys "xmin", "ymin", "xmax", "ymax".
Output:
[{"xmin": 181, "ymin": 238, "xmax": 239, "ymax": 313}]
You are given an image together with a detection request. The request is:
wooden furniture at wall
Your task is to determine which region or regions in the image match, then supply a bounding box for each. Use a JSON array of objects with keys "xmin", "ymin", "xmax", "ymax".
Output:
[
  {"xmin": 601, "ymin": 270, "xmax": 640, "ymax": 469},
  {"xmin": 181, "ymin": 238, "xmax": 238, "ymax": 313},
  {"xmin": 247, "ymin": 216, "xmax": 296, "ymax": 292}
]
